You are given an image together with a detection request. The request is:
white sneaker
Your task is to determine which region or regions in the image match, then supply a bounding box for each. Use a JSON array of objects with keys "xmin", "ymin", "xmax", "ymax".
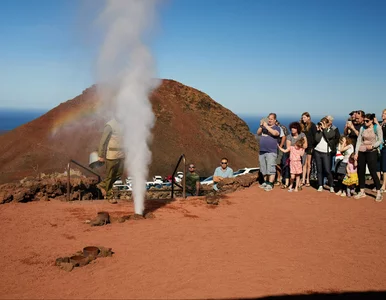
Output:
[
  {"xmin": 259, "ymin": 182, "xmax": 267, "ymax": 189},
  {"xmin": 317, "ymin": 186, "xmax": 323, "ymax": 192},
  {"xmin": 376, "ymin": 193, "xmax": 383, "ymax": 202},
  {"xmin": 335, "ymin": 191, "xmax": 342, "ymax": 196},
  {"xmin": 264, "ymin": 185, "xmax": 273, "ymax": 192},
  {"xmin": 354, "ymin": 192, "xmax": 366, "ymax": 199},
  {"xmin": 340, "ymin": 192, "xmax": 346, "ymax": 197},
  {"xmin": 330, "ymin": 187, "xmax": 335, "ymax": 193}
]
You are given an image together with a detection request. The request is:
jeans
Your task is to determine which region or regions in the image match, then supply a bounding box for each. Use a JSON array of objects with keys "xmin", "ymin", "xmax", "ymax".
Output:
[
  {"xmin": 314, "ymin": 150, "xmax": 333, "ymax": 187},
  {"xmin": 358, "ymin": 150, "xmax": 381, "ymax": 190}
]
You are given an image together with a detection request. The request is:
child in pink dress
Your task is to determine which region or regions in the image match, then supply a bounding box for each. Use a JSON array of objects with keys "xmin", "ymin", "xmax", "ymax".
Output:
[
  {"xmin": 278, "ymin": 138, "xmax": 305, "ymax": 192},
  {"xmin": 342, "ymin": 153, "xmax": 358, "ymax": 198}
]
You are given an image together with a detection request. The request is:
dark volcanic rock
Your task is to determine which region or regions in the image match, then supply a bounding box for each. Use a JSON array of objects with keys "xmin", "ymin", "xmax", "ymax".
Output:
[
  {"xmin": 90, "ymin": 212, "xmax": 110, "ymax": 226},
  {"xmin": 0, "ymin": 191, "xmax": 13, "ymax": 204},
  {"xmin": 0, "ymin": 174, "xmax": 100, "ymax": 204},
  {"xmin": 217, "ymin": 173, "xmax": 259, "ymax": 194},
  {"xmin": 13, "ymin": 188, "xmax": 34, "ymax": 203}
]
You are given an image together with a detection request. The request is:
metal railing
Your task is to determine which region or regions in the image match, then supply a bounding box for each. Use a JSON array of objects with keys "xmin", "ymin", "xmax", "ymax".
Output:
[
  {"xmin": 171, "ymin": 154, "xmax": 186, "ymax": 199},
  {"xmin": 66, "ymin": 159, "xmax": 102, "ymax": 201}
]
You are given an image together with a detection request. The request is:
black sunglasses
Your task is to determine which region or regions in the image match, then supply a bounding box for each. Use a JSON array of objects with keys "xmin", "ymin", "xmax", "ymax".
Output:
[
  {"xmin": 189, "ymin": 166, "xmax": 195, "ymax": 168},
  {"xmin": 221, "ymin": 162, "xmax": 228, "ymax": 165},
  {"xmin": 364, "ymin": 119, "xmax": 371, "ymax": 123}
]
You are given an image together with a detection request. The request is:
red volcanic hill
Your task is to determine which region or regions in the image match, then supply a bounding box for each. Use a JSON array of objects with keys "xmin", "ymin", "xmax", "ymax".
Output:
[{"xmin": 0, "ymin": 79, "xmax": 258, "ymax": 184}]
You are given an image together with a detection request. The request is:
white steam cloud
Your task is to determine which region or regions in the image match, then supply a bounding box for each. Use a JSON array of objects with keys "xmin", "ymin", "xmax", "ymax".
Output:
[{"xmin": 96, "ymin": 0, "xmax": 160, "ymax": 215}]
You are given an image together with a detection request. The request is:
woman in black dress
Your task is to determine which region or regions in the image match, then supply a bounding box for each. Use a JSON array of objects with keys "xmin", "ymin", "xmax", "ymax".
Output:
[{"xmin": 300, "ymin": 112, "xmax": 317, "ymax": 187}]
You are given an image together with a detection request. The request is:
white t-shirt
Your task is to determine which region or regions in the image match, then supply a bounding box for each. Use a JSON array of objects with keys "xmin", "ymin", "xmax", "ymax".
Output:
[{"xmin": 341, "ymin": 144, "xmax": 354, "ymax": 163}]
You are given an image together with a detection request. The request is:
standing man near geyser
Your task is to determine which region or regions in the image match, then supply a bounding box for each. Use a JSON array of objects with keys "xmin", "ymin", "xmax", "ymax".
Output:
[{"xmin": 97, "ymin": 117, "xmax": 125, "ymax": 204}]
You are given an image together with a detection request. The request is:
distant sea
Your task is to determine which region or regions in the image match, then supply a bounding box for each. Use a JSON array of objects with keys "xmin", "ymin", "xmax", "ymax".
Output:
[
  {"xmin": 0, "ymin": 108, "xmax": 45, "ymax": 133},
  {"xmin": 0, "ymin": 108, "xmax": 351, "ymax": 135}
]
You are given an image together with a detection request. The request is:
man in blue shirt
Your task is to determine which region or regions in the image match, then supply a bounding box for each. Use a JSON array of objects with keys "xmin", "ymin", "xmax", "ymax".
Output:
[
  {"xmin": 213, "ymin": 157, "xmax": 234, "ymax": 191},
  {"xmin": 257, "ymin": 113, "xmax": 280, "ymax": 191}
]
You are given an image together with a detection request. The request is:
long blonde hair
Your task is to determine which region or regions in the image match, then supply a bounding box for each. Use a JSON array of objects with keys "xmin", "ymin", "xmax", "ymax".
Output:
[{"xmin": 300, "ymin": 112, "xmax": 311, "ymax": 132}]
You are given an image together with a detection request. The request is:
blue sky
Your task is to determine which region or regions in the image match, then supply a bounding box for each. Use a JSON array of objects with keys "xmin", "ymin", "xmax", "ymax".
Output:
[{"xmin": 0, "ymin": 0, "xmax": 385, "ymax": 118}]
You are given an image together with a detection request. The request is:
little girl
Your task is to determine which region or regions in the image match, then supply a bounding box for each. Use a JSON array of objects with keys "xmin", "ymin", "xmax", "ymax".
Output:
[
  {"xmin": 278, "ymin": 138, "xmax": 305, "ymax": 192},
  {"xmin": 342, "ymin": 153, "xmax": 358, "ymax": 197},
  {"xmin": 335, "ymin": 136, "xmax": 354, "ymax": 197}
]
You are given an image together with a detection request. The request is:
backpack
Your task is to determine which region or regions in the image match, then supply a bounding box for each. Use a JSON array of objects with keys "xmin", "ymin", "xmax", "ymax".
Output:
[{"xmin": 374, "ymin": 124, "xmax": 383, "ymax": 150}]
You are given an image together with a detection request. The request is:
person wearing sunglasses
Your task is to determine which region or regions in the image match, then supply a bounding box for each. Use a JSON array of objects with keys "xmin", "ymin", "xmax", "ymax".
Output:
[
  {"xmin": 345, "ymin": 110, "xmax": 365, "ymax": 150},
  {"xmin": 213, "ymin": 158, "xmax": 233, "ymax": 191},
  {"xmin": 354, "ymin": 113, "xmax": 384, "ymax": 201},
  {"xmin": 185, "ymin": 164, "xmax": 200, "ymax": 197}
]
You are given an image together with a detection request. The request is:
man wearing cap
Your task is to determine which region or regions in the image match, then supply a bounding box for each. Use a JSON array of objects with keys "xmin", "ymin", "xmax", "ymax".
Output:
[
  {"xmin": 97, "ymin": 118, "xmax": 125, "ymax": 204},
  {"xmin": 185, "ymin": 163, "xmax": 200, "ymax": 196},
  {"xmin": 345, "ymin": 110, "xmax": 365, "ymax": 150}
]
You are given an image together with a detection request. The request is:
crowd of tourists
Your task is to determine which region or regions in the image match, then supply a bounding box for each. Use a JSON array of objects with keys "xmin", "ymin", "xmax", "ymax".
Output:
[{"xmin": 257, "ymin": 110, "xmax": 386, "ymax": 202}]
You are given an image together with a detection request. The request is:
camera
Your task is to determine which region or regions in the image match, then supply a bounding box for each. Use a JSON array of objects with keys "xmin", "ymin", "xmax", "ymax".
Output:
[{"xmin": 317, "ymin": 122, "xmax": 323, "ymax": 127}]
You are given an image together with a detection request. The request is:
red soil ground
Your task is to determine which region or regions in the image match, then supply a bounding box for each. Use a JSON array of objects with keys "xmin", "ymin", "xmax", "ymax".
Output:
[{"xmin": 1, "ymin": 186, "xmax": 386, "ymax": 299}]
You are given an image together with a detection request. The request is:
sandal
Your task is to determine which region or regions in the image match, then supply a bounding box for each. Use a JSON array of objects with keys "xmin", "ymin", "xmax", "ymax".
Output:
[
  {"xmin": 274, "ymin": 181, "xmax": 281, "ymax": 186},
  {"xmin": 281, "ymin": 184, "xmax": 289, "ymax": 189},
  {"xmin": 305, "ymin": 183, "xmax": 311, "ymax": 187}
]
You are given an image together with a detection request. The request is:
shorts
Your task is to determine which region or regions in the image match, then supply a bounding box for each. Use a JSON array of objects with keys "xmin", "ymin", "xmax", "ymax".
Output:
[{"xmin": 259, "ymin": 152, "xmax": 277, "ymax": 176}]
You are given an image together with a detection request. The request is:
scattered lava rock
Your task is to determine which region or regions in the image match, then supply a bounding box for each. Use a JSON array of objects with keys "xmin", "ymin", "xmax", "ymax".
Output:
[
  {"xmin": 90, "ymin": 211, "xmax": 110, "ymax": 226},
  {"xmin": 0, "ymin": 190, "xmax": 13, "ymax": 204},
  {"xmin": 55, "ymin": 246, "xmax": 113, "ymax": 272},
  {"xmin": 132, "ymin": 214, "xmax": 145, "ymax": 220},
  {"xmin": 144, "ymin": 212, "xmax": 156, "ymax": 219},
  {"xmin": 59, "ymin": 262, "xmax": 74, "ymax": 272},
  {"xmin": 217, "ymin": 173, "xmax": 259, "ymax": 194}
]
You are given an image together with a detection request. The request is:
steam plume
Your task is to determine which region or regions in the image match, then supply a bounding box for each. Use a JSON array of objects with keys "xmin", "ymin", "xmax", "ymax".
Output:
[{"xmin": 96, "ymin": 0, "xmax": 160, "ymax": 215}]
